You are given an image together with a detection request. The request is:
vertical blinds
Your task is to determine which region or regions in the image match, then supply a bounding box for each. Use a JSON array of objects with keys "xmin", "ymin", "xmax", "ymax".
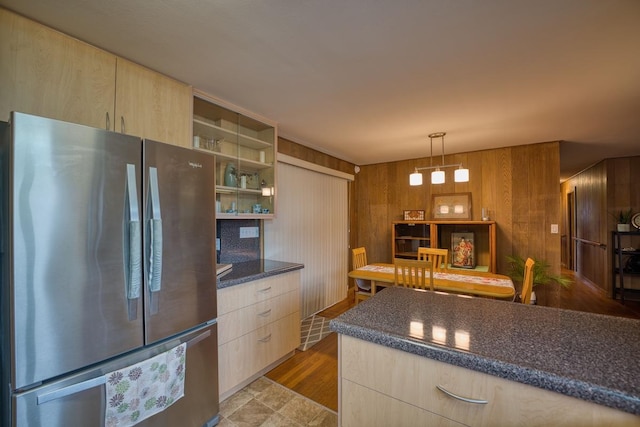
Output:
[{"xmin": 264, "ymin": 161, "xmax": 349, "ymax": 318}]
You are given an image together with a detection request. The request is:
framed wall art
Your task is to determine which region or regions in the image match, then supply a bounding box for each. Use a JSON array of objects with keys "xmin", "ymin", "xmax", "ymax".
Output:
[
  {"xmin": 431, "ymin": 192, "xmax": 472, "ymax": 220},
  {"xmin": 403, "ymin": 210, "xmax": 425, "ymax": 221},
  {"xmin": 451, "ymin": 232, "xmax": 475, "ymax": 269}
]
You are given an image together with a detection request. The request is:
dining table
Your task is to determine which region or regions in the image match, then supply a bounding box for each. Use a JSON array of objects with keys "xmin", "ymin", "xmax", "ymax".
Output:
[{"xmin": 349, "ymin": 262, "xmax": 515, "ymax": 300}]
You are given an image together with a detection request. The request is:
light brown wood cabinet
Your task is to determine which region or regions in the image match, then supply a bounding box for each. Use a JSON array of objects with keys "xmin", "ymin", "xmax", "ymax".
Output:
[
  {"xmin": 115, "ymin": 58, "xmax": 192, "ymax": 147},
  {"xmin": 0, "ymin": 8, "xmax": 115, "ymax": 127},
  {"xmin": 0, "ymin": 7, "xmax": 192, "ymax": 147},
  {"xmin": 392, "ymin": 220, "xmax": 497, "ymax": 272},
  {"xmin": 217, "ymin": 272, "xmax": 300, "ymax": 400},
  {"xmin": 340, "ymin": 334, "xmax": 639, "ymax": 427},
  {"xmin": 193, "ymin": 94, "xmax": 277, "ymax": 218}
]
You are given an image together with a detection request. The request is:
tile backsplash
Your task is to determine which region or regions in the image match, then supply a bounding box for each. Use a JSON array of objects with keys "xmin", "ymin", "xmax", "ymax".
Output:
[{"xmin": 217, "ymin": 219, "xmax": 262, "ymax": 263}]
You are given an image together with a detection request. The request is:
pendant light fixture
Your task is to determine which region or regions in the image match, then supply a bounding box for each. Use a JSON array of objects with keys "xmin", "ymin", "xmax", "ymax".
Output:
[{"xmin": 409, "ymin": 132, "xmax": 469, "ymax": 186}]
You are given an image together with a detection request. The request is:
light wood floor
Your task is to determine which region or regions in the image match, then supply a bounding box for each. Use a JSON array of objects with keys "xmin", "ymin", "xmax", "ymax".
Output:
[
  {"xmin": 264, "ymin": 296, "xmax": 354, "ymax": 412},
  {"xmin": 265, "ymin": 269, "xmax": 640, "ymax": 412}
]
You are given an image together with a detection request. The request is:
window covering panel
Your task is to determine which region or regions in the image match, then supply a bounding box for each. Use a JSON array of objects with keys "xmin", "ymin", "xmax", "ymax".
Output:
[{"xmin": 264, "ymin": 162, "xmax": 348, "ymax": 317}]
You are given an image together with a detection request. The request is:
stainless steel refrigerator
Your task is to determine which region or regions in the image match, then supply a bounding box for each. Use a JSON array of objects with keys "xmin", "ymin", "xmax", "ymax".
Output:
[{"xmin": 0, "ymin": 112, "xmax": 219, "ymax": 426}]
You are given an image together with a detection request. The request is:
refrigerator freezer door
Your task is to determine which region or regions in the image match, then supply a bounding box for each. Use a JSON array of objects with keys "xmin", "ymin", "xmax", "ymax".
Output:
[
  {"xmin": 143, "ymin": 141, "xmax": 216, "ymax": 344},
  {"xmin": 13, "ymin": 323, "xmax": 219, "ymax": 427},
  {"xmin": 8, "ymin": 113, "xmax": 144, "ymax": 390}
]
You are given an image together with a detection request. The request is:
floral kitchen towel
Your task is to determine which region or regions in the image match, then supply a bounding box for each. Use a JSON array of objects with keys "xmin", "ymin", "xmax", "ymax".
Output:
[{"xmin": 104, "ymin": 342, "xmax": 186, "ymax": 427}]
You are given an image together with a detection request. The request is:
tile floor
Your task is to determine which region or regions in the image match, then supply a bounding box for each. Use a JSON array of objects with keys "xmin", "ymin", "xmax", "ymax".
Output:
[{"xmin": 218, "ymin": 377, "xmax": 338, "ymax": 427}]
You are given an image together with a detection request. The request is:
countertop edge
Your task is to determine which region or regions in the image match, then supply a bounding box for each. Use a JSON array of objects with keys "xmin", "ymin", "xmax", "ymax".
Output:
[
  {"xmin": 329, "ymin": 319, "xmax": 640, "ymax": 415},
  {"xmin": 217, "ymin": 260, "xmax": 304, "ymax": 289}
]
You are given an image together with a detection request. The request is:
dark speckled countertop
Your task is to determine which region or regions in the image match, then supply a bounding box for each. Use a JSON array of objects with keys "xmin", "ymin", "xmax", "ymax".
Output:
[
  {"xmin": 217, "ymin": 259, "xmax": 304, "ymax": 289},
  {"xmin": 330, "ymin": 286, "xmax": 640, "ymax": 415}
]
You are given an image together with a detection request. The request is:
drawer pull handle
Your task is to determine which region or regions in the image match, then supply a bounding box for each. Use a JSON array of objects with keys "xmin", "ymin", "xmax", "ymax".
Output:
[
  {"xmin": 258, "ymin": 309, "xmax": 272, "ymax": 317},
  {"xmin": 258, "ymin": 287, "xmax": 272, "ymax": 293},
  {"xmin": 436, "ymin": 385, "xmax": 488, "ymax": 405},
  {"xmin": 258, "ymin": 334, "xmax": 272, "ymax": 343}
]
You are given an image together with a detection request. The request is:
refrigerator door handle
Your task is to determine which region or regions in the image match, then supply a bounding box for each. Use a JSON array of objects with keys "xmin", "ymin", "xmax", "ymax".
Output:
[
  {"xmin": 37, "ymin": 329, "xmax": 211, "ymax": 405},
  {"xmin": 148, "ymin": 167, "xmax": 163, "ymax": 294},
  {"xmin": 37, "ymin": 376, "xmax": 106, "ymax": 405},
  {"xmin": 126, "ymin": 164, "xmax": 142, "ymax": 302},
  {"xmin": 186, "ymin": 329, "xmax": 212, "ymax": 349}
]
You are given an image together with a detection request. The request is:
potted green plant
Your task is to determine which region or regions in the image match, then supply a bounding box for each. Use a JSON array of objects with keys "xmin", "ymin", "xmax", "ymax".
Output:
[
  {"xmin": 612, "ymin": 209, "xmax": 633, "ymax": 232},
  {"xmin": 506, "ymin": 255, "xmax": 571, "ymax": 304}
]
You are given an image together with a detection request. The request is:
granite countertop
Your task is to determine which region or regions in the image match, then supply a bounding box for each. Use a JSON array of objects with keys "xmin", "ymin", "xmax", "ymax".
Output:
[
  {"xmin": 330, "ymin": 286, "xmax": 640, "ymax": 415},
  {"xmin": 217, "ymin": 259, "xmax": 304, "ymax": 289}
]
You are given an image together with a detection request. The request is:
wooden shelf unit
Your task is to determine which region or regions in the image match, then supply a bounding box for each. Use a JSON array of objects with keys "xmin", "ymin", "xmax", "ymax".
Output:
[
  {"xmin": 611, "ymin": 230, "xmax": 640, "ymax": 302},
  {"xmin": 392, "ymin": 220, "xmax": 497, "ymax": 273},
  {"xmin": 392, "ymin": 221, "xmax": 431, "ymax": 259},
  {"xmin": 193, "ymin": 94, "xmax": 277, "ymax": 219}
]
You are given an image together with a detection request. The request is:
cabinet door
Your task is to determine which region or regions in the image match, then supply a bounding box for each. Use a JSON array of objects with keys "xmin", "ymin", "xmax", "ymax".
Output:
[
  {"xmin": 115, "ymin": 58, "xmax": 192, "ymax": 147},
  {"xmin": 392, "ymin": 221, "xmax": 431, "ymax": 259},
  {"xmin": 341, "ymin": 380, "xmax": 466, "ymax": 427},
  {"xmin": 0, "ymin": 8, "xmax": 116, "ymax": 127},
  {"xmin": 341, "ymin": 335, "xmax": 640, "ymax": 426},
  {"xmin": 218, "ymin": 313, "xmax": 299, "ymax": 398},
  {"xmin": 193, "ymin": 95, "xmax": 276, "ymax": 218}
]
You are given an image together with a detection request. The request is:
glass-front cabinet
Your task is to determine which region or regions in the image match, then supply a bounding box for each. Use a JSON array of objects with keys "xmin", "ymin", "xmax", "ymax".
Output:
[{"xmin": 193, "ymin": 95, "xmax": 276, "ymax": 218}]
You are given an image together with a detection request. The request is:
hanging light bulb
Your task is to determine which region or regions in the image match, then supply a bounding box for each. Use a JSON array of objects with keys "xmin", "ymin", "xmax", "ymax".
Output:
[
  {"xmin": 409, "ymin": 132, "xmax": 470, "ymax": 186},
  {"xmin": 410, "ymin": 169, "xmax": 423, "ymax": 186},
  {"xmin": 431, "ymin": 169, "xmax": 445, "ymax": 184},
  {"xmin": 454, "ymin": 166, "xmax": 469, "ymax": 183}
]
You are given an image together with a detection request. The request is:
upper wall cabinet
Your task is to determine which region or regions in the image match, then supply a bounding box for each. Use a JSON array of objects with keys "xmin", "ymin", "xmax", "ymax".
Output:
[
  {"xmin": 193, "ymin": 95, "xmax": 277, "ymax": 218},
  {"xmin": 0, "ymin": 7, "xmax": 192, "ymax": 148},
  {"xmin": 115, "ymin": 59, "xmax": 192, "ymax": 148},
  {"xmin": 0, "ymin": 8, "xmax": 116, "ymax": 127}
]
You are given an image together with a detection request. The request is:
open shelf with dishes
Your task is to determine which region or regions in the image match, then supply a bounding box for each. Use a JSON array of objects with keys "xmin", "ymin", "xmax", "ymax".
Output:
[{"xmin": 193, "ymin": 95, "xmax": 277, "ymax": 218}]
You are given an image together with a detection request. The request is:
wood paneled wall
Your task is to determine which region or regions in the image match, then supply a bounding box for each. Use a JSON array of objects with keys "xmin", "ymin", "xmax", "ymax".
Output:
[
  {"xmin": 278, "ymin": 138, "xmax": 355, "ymax": 175},
  {"xmin": 561, "ymin": 161, "xmax": 608, "ymax": 290},
  {"xmin": 353, "ymin": 142, "xmax": 562, "ymax": 276},
  {"xmin": 278, "ymin": 137, "xmax": 562, "ymax": 279},
  {"xmin": 561, "ymin": 156, "xmax": 640, "ymax": 295}
]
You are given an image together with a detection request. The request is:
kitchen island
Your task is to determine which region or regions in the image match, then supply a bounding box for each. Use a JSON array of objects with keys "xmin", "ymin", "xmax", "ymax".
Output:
[
  {"xmin": 330, "ymin": 287, "xmax": 640, "ymax": 426},
  {"xmin": 216, "ymin": 259, "xmax": 304, "ymax": 399}
]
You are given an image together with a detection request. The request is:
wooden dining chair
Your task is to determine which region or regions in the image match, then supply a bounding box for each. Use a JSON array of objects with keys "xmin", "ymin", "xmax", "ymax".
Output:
[
  {"xmin": 417, "ymin": 247, "xmax": 449, "ymax": 271},
  {"xmin": 520, "ymin": 257, "xmax": 535, "ymax": 304},
  {"xmin": 394, "ymin": 258, "xmax": 434, "ymax": 291},
  {"xmin": 352, "ymin": 247, "xmax": 372, "ymax": 304}
]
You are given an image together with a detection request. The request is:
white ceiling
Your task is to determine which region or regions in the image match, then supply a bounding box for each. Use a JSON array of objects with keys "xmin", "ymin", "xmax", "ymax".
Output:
[{"xmin": 3, "ymin": 0, "xmax": 640, "ymax": 180}]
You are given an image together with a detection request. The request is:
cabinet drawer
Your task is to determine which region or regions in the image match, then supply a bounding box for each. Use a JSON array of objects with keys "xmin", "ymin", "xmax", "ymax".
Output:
[
  {"xmin": 219, "ymin": 312, "xmax": 300, "ymax": 395},
  {"xmin": 341, "ymin": 335, "xmax": 639, "ymax": 426},
  {"xmin": 341, "ymin": 379, "xmax": 465, "ymax": 427},
  {"xmin": 218, "ymin": 271, "xmax": 300, "ymax": 316},
  {"xmin": 218, "ymin": 289, "xmax": 298, "ymax": 345}
]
